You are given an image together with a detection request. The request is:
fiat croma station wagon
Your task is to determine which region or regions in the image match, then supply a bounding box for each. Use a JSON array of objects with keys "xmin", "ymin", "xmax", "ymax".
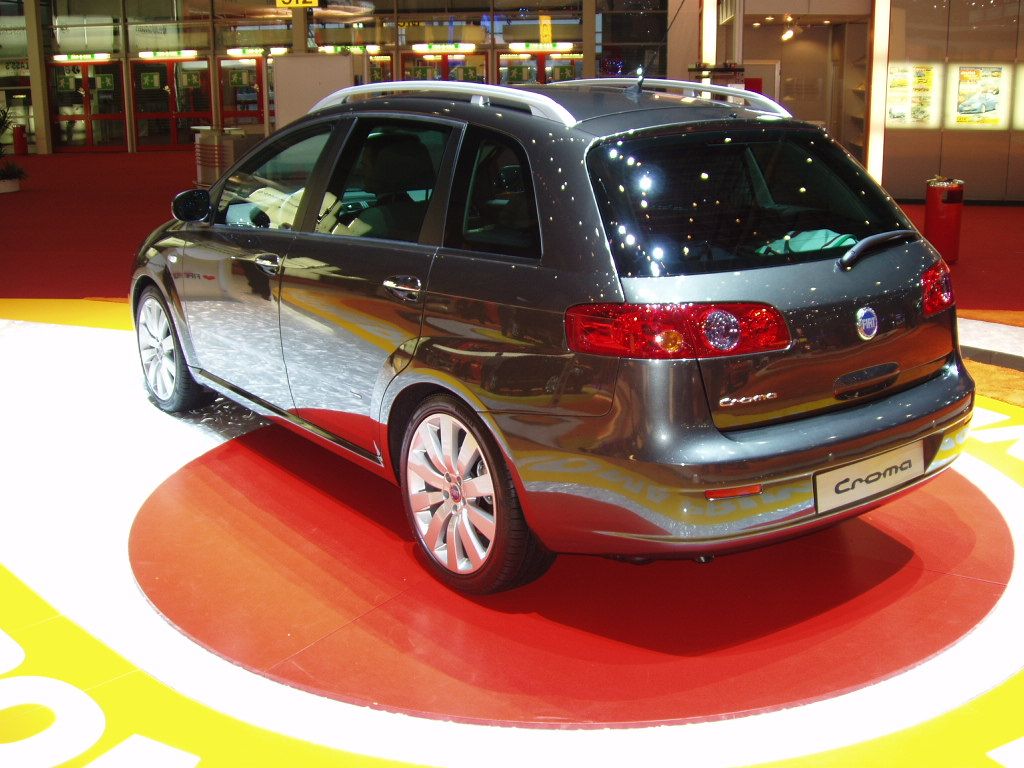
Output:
[{"xmin": 132, "ymin": 79, "xmax": 974, "ymax": 593}]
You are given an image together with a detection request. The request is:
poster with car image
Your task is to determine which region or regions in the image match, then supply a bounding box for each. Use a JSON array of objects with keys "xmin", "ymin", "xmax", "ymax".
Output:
[
  {"xmin": 886, "ymin": 62, "xmax": 942, "ymax": 128},
  {"xmin": 945, "ymin": 64, "xmax": 1011, "ymax": 129}
]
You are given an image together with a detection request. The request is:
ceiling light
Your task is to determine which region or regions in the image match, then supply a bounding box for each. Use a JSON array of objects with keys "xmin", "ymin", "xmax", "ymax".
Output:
[{"xmin": 781, "ymin": 27, "xmax": 795, "ymax": 41}]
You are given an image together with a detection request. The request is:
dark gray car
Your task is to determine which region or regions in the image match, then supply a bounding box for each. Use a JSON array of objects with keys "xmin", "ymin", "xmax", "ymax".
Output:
[{"xmin": 132, "ymin": 79, "xmax": 974, "ymax": 594}]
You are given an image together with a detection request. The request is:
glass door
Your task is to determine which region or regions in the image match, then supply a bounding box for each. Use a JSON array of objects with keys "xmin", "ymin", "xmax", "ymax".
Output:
[
  {"xmin": 400, "ymin": 52, "xmax": 487, "ymax": 82},
  {"xmin": 219, "ymin": 57, "xmax": 264, "ymax": 127},
  {"xmin": 132, "ymin": 59, "xmax": 213, "ymax": 150},
  {"xmin": 50, "ymin": 62, "xmax": 127, "ymax": 151}
]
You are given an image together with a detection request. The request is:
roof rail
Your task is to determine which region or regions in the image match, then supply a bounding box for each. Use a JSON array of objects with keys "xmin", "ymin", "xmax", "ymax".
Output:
[
  {"xmin": 552, "ymin": 78, "xmax": 792, "ymax": 118},
  {"xmin": 309, "ymin": 81, "xmax": 578, "ymax": 127}
]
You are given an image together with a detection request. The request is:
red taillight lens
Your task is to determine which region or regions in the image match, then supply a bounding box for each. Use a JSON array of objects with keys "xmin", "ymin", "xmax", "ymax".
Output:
[
  {"xmin": 565, "ymin": 303, "xmax": 790, "ymax": 359},
  {"xmin": 922, "ymin": 260, "xmax": 956, "ymax": 316}
]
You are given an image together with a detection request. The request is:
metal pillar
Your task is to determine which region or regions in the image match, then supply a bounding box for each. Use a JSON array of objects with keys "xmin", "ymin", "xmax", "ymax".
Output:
[{"xmin": 24, "ymin": 0, "xmax": 52, "ymax": 154}]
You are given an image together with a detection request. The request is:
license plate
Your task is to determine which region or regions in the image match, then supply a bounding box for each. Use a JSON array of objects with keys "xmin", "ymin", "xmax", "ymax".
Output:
[{"xmin": 815, "ymin": 442, "xmax": 925, "ymax": 514}]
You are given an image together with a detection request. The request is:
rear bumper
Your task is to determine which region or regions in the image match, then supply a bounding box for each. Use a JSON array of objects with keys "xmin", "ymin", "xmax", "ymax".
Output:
[{"xmin": 493, "ymin": 357, "xmax": 974, "ymax": 556}]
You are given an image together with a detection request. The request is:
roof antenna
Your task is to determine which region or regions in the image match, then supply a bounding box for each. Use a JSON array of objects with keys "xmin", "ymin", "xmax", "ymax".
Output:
[
  {"xmin": 627, "ymin": 0, "xmax": 689, "ymax": 97},
  {"xmin": 627, "ymin": 66, "xmax": 646, "ymax": 99}
]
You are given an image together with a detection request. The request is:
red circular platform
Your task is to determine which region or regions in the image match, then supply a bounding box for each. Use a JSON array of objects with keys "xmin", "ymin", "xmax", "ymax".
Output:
[{"xmin": 129, "ymin": 425, "xmax": 1012, "ymax": 727}]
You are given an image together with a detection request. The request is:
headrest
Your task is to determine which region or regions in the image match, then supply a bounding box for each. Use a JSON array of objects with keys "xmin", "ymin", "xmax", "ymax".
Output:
[{"xmin": 364, "ymin": 134, "xmax": 436, "ymax": 194}]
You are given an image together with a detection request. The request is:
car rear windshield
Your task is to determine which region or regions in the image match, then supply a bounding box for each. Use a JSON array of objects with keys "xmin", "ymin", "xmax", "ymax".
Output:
[{"xmin": 587, "ymin": 125, "xmax": 912, "ymax": 277}]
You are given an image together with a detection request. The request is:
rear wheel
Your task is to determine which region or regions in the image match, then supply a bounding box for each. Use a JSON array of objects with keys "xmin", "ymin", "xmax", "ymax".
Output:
[
  {"xmin": 135, "ymin": 286, "xmax": 213, "ymax": 413},
  {"xmin": 400, "ymin": 395, "xmax": 553, "ymax": 594}
]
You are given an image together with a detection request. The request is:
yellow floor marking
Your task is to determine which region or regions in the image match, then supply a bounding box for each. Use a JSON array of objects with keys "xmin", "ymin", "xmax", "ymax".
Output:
[
  {"xmin": 0, "ymin": 299, "xmax": 133, "ymax": 331},
  {"xmin": 0, "ymin": 567, "xmax": 420, "ymax": 768}
]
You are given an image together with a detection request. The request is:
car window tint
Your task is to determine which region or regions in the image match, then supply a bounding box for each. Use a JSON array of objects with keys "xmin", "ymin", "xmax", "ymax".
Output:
[
  {"xmin": 445, "ymin": 130, "xmax": 540, "ymax": 259},
  {"xmin": 216, "ymin": 124, "xmax": 333, "ymax": 230},
  {"xmin": 314, "ymin": 119, "xmax": 452, "ymax": 243},
  {"xmin": 587, "ymin": 128, "xmax": 911, "ymax": 277}
]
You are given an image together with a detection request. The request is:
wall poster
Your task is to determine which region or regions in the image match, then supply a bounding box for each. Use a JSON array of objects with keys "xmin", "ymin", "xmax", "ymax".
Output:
[
  {"xmin": 945, "ymin": 64, "xmax": 1012, "ymax": 130},
  {"xmin": 885, "ymin": 62, "xmax": 942, "ymax": 129}
]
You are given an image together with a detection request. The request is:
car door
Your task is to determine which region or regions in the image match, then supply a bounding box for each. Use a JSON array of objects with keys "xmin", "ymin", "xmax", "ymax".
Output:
[
  {"xmin": 174, "ymin": 120, "xmax": 338, "ymax": 407},
  {"xmin": 279, "ymin": 116, "xmax": 460, "ymax": 459}
]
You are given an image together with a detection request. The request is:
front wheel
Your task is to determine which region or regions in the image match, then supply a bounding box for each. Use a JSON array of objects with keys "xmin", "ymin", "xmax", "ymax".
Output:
[
  {"xmin": 135, "ymin": 286, "xmax": 214, "ymax": 413},
  {"xmin": 400, "ymin": 395, "xmax": 554, "ymax": 594}
]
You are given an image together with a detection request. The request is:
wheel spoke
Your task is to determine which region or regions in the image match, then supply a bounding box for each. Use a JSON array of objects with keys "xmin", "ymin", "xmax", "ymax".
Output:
[
  {"xmin": 445, "ymin": 516, "xmax": 461, "ymax": 572},
  {"xmin": 421, "ymin": 422, "xmax": 448, "ymax": 479},
  {"xmin": 438, "ymin": 415, "xmax": 460, "ymax": 475},
  {"xmin": 157, "ymin": 363, "xmax": 175, "ymax": 399},
  {"xmin": 423, "ymin": 500, "xmax": 453, "ymax": 550},
  {"xmin": 408, "ymin": 489, "xmax": 445, "ymax": 513},
  {"xmin": 457, "ymin": 515, "xmax": 487, "ymax": 568},
  {"xmin": 455, "ymin": 434, "xmax": 481, "ymax": 477},
  {"xmin": 465, "ymin": 503, "xmax": 495, "ymax": 541},
  {"xmin": 407, "ymin": 450, "xmax": 446, "ymax": 491},
  {"xmin": 461, "ymin": 473, "xmax": 493, "ymax": 502}
]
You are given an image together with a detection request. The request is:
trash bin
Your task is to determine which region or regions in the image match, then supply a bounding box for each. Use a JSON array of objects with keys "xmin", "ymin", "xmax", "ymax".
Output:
[
  {"xmin": 924, "ymin": 176, "xmax": 964, "ymax": 265},
  {"xmin": 193, "ymin": 127, "xmax": 257, "ymax": 188},
  {"xmin": 12, "ymin": 125, "xmax": 28, "ymax": 156}
]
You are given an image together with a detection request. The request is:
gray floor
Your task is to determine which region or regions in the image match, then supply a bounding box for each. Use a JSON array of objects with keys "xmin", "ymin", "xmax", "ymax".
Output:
[{"xmin": 959, "ymin": 318, "xmax": 1024, "ymax": 372}]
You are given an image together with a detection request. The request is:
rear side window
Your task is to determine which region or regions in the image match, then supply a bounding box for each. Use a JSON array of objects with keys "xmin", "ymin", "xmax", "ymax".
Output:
[
  {"xmin": 587, "ymin": 127, "xmax": 911, "ymax": 277},
  {"xmin": 444, "ymin": 128, "xmax": 540, "ymax": 259}
]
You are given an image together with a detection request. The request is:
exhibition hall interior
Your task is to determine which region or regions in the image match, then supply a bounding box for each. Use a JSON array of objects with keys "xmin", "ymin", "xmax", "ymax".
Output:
[{"xmin": 2, "ymin": 0, "xmax": 1024, "ymax": 765}]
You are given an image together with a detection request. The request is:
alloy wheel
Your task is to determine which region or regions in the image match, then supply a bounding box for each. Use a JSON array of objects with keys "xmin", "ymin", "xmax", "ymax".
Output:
[
  {"xmin": 405, "ymin": 412, "xmax": 497, "ymax": 574},
  {"xmin": 137, "ymin": 296, "xmax": 177, "ymax": 402}
]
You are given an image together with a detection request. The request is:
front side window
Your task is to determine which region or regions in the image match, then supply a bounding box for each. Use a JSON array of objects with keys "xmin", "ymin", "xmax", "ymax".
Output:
[
  {"xmin": 587, "ymin": 127, "xmax": 911, "ymax": 277},
  {"xmin": 216, "ymin": 123, "xmax": 333, "ymax": 230},
  {"xmin": 444, "ymin": 129, "xmax": 540, "ymax": 259},
  {"xmin": 314, "ymin": 119, "xmax": 452, "ymax": 243}
]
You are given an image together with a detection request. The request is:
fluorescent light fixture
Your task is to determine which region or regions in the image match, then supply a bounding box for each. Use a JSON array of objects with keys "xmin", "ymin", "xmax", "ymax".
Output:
[
  {"xmin": 53, "ymin": 53, "xmax": 111, "ymax": 62},
  {"xmin": 508, "ymin": 42, "xmax": 574, "ymax": 53},
  {"xmin": 226, "ymin": 47, "xmax": 265, "ymax": 57},
  {"xmin": 411, "ymin": 43, "xmax": 476, "ymax": 54},
  {"xmin": 139, "ymin": 50, "xmax": 198, "ymax": 60},
  {"xmin": 269, "ymin": 47, "xmax": 288, "ymax": 56}
]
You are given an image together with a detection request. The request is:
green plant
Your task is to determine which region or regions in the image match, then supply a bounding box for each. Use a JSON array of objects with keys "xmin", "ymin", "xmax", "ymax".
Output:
[{"xmin": 0, "ymin": 105, "xmax": 26, "ymax": 182}]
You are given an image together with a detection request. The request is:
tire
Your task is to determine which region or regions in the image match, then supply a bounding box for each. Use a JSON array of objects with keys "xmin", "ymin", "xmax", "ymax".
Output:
[
  {"xmin": 400, "ymin": 394, "xmax": 554, "ymax": 594},
  {"xmin": 135, "ymin": 286, "xmax": 214, "ymax": 413}
]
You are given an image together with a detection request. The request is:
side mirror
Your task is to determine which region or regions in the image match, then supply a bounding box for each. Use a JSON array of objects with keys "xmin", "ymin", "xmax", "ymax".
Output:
[{"xmin": 172, "ymin": 188, "xmax": 212, "ymax": 222}]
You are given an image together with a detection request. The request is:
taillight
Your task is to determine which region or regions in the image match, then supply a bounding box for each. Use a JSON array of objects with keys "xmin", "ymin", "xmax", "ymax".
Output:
[
  {"xmin": 922, "ymin": 260, "xmax": 956, "ymax": 316},
  {"xmin": 565, "ymin": 303, "xmax": 791, "ymax": 359}
]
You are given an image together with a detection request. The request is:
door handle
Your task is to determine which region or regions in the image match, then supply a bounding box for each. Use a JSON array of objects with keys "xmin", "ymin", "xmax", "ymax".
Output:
[
  {"xmin": 253, "ymin": 252, "xmax": 281, "ymax": 275},
  {"xmin": 383, "ymin": 275, "xmax": 422, "ymax": 302}
]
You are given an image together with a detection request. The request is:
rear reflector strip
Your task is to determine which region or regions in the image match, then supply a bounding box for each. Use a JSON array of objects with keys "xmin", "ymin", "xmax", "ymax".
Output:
[{"xmin": 705, "ymin": 485, "xmax": 764, "ymax": 500}]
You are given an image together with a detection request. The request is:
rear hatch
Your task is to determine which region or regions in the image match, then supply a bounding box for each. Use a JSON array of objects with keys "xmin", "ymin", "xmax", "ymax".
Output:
[{"xmin": 586, "ymin": 122, "xmax": 958, "ymax": 430}]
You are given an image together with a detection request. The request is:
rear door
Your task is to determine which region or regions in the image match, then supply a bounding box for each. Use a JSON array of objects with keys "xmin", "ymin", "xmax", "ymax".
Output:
[
  {"xmin": 279, "ymin": 116, "xmax": 460, "ymax": 458},
  {"xmin": 589, "ymin": 125, "xmax": 957, "ymax": 430}
]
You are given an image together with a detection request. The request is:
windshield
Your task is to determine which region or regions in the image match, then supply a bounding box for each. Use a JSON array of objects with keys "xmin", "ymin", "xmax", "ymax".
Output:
[{"xmin": 586, "ymin": 126, "xmax": 912, "ymax": 277}]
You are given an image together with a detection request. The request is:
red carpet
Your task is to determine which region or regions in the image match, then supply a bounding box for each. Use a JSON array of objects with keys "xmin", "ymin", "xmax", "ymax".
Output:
[
  {"xmin": 129, "ymin": 424, "xmax": 1011, "ymax": 726},
  {"xmin": 0, "ymin": 151, "xmax": 194, "ymax": 300},
  {"xmin": 0, "ymin": 152, "xmax": 1020, "ymax": 319}
]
